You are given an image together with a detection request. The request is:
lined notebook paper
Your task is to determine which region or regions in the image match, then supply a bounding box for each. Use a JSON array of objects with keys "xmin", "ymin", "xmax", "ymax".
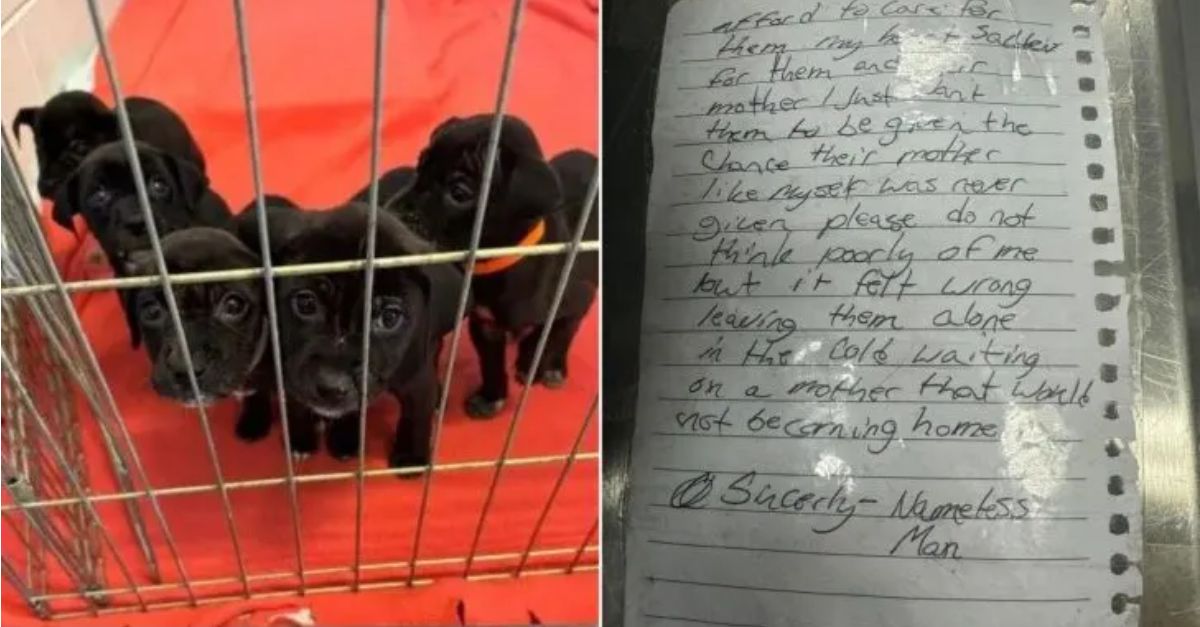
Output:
[{"xmin": 625, "ymin": 1, "xmax": 1140, "ymax": 625}]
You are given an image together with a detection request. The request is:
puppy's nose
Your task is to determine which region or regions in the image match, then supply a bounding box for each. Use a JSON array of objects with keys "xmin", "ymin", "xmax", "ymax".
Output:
[
  {"xmin": 165, "ymin": 345, "xmax": 209, "ymax": 385},
  {"xmin": 172, "ymin": 361, "xmax": 208, "ymax": 387},
  {"xmin": 315, "ymin": 371, "xmax": 354, "ymax": 403}
]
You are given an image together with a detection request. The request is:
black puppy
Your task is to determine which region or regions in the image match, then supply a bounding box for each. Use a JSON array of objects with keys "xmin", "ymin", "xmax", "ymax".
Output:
[
  {"xmin": 348, "ymin": 166, "xmax": 432, "ymax": 239},
  {"xmin": 54, "ymin": 140, "xmax": 233, "ymax": 346},
  {"xmin": 13, "ymin": 90, "xmax": 206, "ymax": 198},
  {"xmin": 126, "ymin": 227, "xmax": 273, "ymax": 440},
  {"xmin": 398, "ymin": 115, "xmax": 597, "ymax": 417},
  {"xmin": 268, "ymin": 203, "xmax": 463, "ymax": 467},
  {"xmin": 351, "ymin": 166, "xmax": 415, "ymax": 206}
]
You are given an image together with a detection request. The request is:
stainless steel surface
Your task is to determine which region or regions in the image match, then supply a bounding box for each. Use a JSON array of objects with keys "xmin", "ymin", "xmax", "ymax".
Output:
[
  {"xmin": 1124, "ymin": 0, "xmax": 1200, "ymax": 624},
  {"xmin": 602, "ymin": 0, "xmax": 1200, "ymax": 624}
]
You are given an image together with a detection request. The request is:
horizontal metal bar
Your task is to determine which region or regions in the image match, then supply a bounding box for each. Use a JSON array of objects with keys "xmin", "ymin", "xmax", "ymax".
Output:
[
  {"xmin": 0, "ymin": 452, "xmax": 598, "ymax": 512},
  {"xmin": 46, "ymin": 563, "xmax": 599, "ymax": 621},
  {"xmin": 467, "ymin": 563, "xmax": 598, "ymax": 583},
  {"xmin": 0, "ymin": 242, "xmax": 600, "ymax": 297},
  {"xmin": 31, "ymin": 545, "xmax": 600, "ymax": 603}
]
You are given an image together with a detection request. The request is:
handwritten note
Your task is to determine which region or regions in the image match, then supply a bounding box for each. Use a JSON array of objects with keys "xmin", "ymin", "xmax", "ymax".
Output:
[{"xmin": 624, "ymin": 1, "xmax": 1139, "ymax": 625}]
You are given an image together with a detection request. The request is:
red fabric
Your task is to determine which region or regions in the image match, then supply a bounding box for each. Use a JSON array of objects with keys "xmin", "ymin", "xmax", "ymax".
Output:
[{"xmin": 2, "ymin": 0, "xmax": 597, "ymax": 623}]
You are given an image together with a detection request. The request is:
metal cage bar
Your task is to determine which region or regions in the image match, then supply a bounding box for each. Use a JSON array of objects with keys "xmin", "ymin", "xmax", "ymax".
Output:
[
  {"xmin": 49, "ymin": 562, "xmax": 598, "ymax": 621},
  {"xmin": 406, "ymin": 0, "xmax": 530, "ymax": 588},
  {"xmin": 351, "ymin": 0, "xmax": 389, "ymax": 592},
  {"xmin": 515, "ymin": 395, "xmax": 597, "ymax": 575},
  {"xmin": 2, "ymin": 352, "xmax": 148, "ymax": 610},
  {"xmin": 3, "ymin": 556, "xmax": 51, "ymax": 619},
  {"xmin": 567, "ymin": 520, "xmax": 598, "ymax": 574},
  {"xmin": 231, "ymin": 0, "xmax": 307, "ymax": 594},
  {"xmin": 1, "ymin": 129, "xmax": 197, "ymax": 604},
  {"xmin": 2, "ymin": 0, "xmax": 600, "ymax": 616},
  {"xmin": 2, "ymin": 130, "xmax": 162, "ymax": 585},
  {"xmin": 28, "ymin": 544, "xmax": 600, "ymax": 606},
  {"xmin": 464, "ymin": 168, "xmax": 599, "ymax": 575},
  {"xmin": 84, "ymin": 0, "xmax": 251, "ymax": 597},
  {"xmin": 0, "ymin": 505, "xmax": 100, "ymax": 616},
  {"xmin": 0, "ymin": 452, "xmax": 597, "ymax": 513},
  {"xmin": 0, "ymin": 243, "xmax": 599, "ymax": 297}
]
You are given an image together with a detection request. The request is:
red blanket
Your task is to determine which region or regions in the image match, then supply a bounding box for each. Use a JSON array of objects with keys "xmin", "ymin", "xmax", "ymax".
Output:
[{"xmin": 3, "ymin": 0, "xmax": 597, "ymax": 623}]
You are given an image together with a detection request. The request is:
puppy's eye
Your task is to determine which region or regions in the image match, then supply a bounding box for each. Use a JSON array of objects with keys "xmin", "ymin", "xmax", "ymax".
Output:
[
  {"xmin": 217, "ymin": 293, "xmax": 250, "ymax": 322},
  {"xmin": 290, "ymin": 290, "xmax": 320, "ymax": 319},
  {"xmin": 126, "ymin": 221, "xmax": 147, "ymax": 237},
  {"xmin": 139, "ymin": 300, "xmax": 165, "ymax": 326},
  {"xmin": 372, "ymin": 301, "xmax": 406, "ymax": 333},
  {"xmin": 87, "ymin": 188, "xmax": 113, "ymax": 210},
  {"xmin": 147, "ymin": 176, "xmax": 170, "ymax": 199},
  {"xmin": 445, "ymin": 179, "xmax": 476, "ymax": 206}
]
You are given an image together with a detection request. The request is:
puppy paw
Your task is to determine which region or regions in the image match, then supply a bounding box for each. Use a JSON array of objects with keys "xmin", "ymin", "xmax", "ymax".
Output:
[
  {"xmin": 235, "ymin": 412, "xmax": 272, "ymax": 442},
  {"xmin": 540, "ymin": 368, "xmax": 567, "ymax": 389},
  {"xmin": 388, "ymin": 449, "xmax": 429, "ymax": 478},
  {"xmin": 285, "ymin": 431, "xmax": 319, "ymax": 459},
  {"xmin": 324, "ymin": 420, "xmax": 360, "ymax": 461},
  {"xmin": 465, "ymin": 393, "xmax": 506, "ymax": 419}
]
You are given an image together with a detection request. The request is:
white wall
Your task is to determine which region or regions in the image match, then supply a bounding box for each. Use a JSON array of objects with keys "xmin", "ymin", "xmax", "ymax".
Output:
[{"xmin": 2, "ymin": 0, "xmax": 124, "ymax": 197}]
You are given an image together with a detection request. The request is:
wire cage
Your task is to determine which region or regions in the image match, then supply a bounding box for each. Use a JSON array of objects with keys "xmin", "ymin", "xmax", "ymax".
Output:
[{"xmin": 0, "ymin": 0, "xmax": 599, "ymax": 620}]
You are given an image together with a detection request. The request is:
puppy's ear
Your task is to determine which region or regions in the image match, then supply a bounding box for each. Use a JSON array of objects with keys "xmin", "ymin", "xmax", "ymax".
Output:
[
  {"xmin": 237, "ymin": 202, "xmax": 308, "ymax": 257},
  {"xmin": 163, "ymin": 153, "xmax": 208, "ymax": 209},
  {"xmin": 504, "ymin": 156, "xmax": 562, "ymax": 219},
  {"xmin": 430, "ymin": 116, "xmax": 462, "ymax": 141},
  {"xmin": 12, "ymin": 108, "xmax": 40, "ymax": 145},
  {"xmin": 121, "ymin": 289, "xmax": 143, "ymax": 348},
  {"xmin": 118, "ymin": 252, "xmax": 158, "ymax": 349},
  {"xmin": 125, "ymin": 249, "xmax": 158, "ymax": 276},
  {"xmin": 50, "ymin": 170, "xmax": 82, "ymax": 231}
]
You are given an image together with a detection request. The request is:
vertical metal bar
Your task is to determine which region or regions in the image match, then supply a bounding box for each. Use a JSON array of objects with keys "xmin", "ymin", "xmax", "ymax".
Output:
[
  {"xmin": 2, "ymin": 511, "xmax": 56, "ymax": 585},
  {"xmin": 3, "ymin": 352, "xmax": 148, "ymax": 610},
  {"xmin": 464, "ymin": 170, "xmax": 599, "ymax": 575},
  {"xmin": 566, "ymin": 520, "xmax": 597, "ymax": 574},
  {"xmin": 84, "ymin": 0, "xmax": 251, "ymax": 597},
  {"xmin": 1, "ymin": 129, "xmax": 194, "ymax": 602},
  {"xmin": 2, "ymin": 132, "xmax": 160, "ymax": 584},
  {"xmin": 406, "ymin": 0, "xmax": 529, "ymax": 587},
  {"xmin": 231, "ymin": 0, "xmax": 307, "ymax": 595},
  {"xmin": 514, "ymin": 395, "xmax": 596, "ymax": 575},
  {"xmin": 3, "ymin": 473, "xmax": 100, "ymax": 610},
  {"xmin": 3, "ymin": 556, "xmax": 51, "ymax": 619},
  {"xmin": 351, "ymin": 0, "xmax": 389, "ymax": 592}
]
